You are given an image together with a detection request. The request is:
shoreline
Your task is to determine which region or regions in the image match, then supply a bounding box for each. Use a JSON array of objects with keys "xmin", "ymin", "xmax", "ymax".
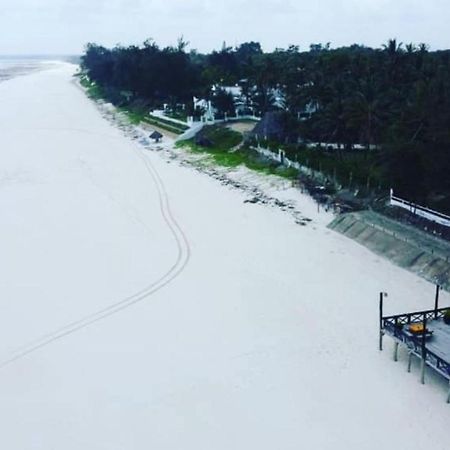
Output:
[
  {"xmin": 76, "ymin": 80, "xmax": 333, "ymax": 228},
  {"xmin": 0, "ymin": 59, "xmax": 61, "ymax": 83}
]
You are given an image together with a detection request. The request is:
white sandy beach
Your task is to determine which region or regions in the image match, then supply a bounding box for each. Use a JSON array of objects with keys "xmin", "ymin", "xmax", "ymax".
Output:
[{"xmin": 0, "ymin": 63, "xmax": 449, "ymax": 449}]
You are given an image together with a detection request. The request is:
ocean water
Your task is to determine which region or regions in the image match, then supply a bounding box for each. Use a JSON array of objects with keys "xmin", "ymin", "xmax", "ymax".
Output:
[
  {"xmin": 0, "ymin": 58, "xmax": 48, "ymax": 83},
  {"xmin": 0, "ymin": 56, "xmax": 78, "ymax": 83}
]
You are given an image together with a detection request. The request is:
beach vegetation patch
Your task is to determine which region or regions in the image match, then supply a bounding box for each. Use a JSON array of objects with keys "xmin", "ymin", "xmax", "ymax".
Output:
[{"xmin": 177, "ymin": 125, "xmax": 299, "ymax": 179}]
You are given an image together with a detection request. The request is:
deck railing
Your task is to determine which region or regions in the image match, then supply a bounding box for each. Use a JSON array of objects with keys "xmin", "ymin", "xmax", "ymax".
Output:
[{"xmin": 382, "ymin": 307, "xmax": 449, "ymax": 327}]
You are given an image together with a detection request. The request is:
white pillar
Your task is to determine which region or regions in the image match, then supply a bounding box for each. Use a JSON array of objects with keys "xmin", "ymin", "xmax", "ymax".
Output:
[
  {"xmin": 420, "ymin": 358, "xmax": 426, "ymax": 384},
  {"xmin": 407, "ymin": 352, "xmax": 413, "ymax": 373}
]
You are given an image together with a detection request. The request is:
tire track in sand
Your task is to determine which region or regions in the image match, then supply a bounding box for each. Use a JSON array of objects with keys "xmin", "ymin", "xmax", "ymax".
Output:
[{"xmin": 0, "ymin": 134, "xmax": 191, "ymax": 369}]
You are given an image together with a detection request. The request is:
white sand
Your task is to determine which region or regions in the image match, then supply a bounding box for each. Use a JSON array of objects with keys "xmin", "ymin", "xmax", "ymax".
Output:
[{"xmin": 0, "ymin": 63, "xmax": 449, "ymax": 449}]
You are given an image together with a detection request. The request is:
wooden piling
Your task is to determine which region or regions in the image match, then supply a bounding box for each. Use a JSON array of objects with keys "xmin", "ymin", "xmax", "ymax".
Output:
[
  {"xmin": 393, "ymin": 342, "xmax": 399, "ymax": 362},
  {"xmin": 420, "ymin": 317, "xmax": 427, "ymax": 385}
]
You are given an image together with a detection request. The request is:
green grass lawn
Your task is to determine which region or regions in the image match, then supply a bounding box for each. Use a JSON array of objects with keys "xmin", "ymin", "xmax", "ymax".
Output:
[
  {"xmin": 177, "ymin": 126, "xmax": 299, "ymax": 179},
  {"xmin": 116, "ymin": 109, "xmax": 188, "ymax": 134},
  {"xmin": 79, "ymin": 76, "xmax": 104, "ymax": 100},
  {"xmin": 165, "ymin": 110, "xmax": 188, "ymax": 122},
  {"xmin": 147, "ymin": 115, "xmax": 189, "ymax": 132}
]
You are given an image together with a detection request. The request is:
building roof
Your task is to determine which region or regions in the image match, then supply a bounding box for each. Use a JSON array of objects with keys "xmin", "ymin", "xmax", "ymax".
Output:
[
  {"xmin": 252, "ymin": 111, "xmax": 285, "ymax": 138},
  {"xmin": 150, "ymin": 130, "xmax": 163, "ymax": 139},
  {"xmin": 252, "ymin": 111, "xmax": 299, "ymax": 143}
]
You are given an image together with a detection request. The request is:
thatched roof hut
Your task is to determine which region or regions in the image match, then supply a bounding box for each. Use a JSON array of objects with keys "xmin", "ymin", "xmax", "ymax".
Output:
[
  {"xmin": 150, "ymin": 130, "xmax": 163, "ymax": 142},
  {"xmin": 252, "ymin": 111, "xmax": 298, "ymax": 143}
]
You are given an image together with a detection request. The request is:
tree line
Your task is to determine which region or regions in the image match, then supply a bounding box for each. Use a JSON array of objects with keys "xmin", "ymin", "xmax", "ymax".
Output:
[{"xmin": 81, "ymin": 39, "xmax": 450, "ymax": 212}]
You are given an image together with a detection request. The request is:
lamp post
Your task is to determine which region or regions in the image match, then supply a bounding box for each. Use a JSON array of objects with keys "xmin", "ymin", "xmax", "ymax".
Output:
[
  {"xmin": 434, "ymin": 284, "xmax": 441, "ymax": 319},
  {"xmin": 379, "ymin": 292, "xmax": 388, "ymax": 351}
]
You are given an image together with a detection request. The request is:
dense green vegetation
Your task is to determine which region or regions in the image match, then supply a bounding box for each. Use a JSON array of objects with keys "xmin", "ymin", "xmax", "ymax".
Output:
[
  {"xmin": 124, "ymin": 110, "xmax": 186, "ymax": 134},
  {"xmin": 80, "ymin": 38, "xmax": 450, "ymax": 212},
  {"xmin": 280, "ymin": 144, "xmax": 382, "ymax": 190},
  {"xmin": 80, "ymin": 75, "xmax": 187, "ymax": 134}
]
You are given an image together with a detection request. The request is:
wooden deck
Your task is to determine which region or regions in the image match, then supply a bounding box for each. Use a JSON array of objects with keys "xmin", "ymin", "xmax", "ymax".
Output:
[
  {"xmin": 379, "ymin": 289, "xmax": 450, "ymax": 402},
  {"xmin": 427, "ymin": 320, "xmax": 450, "ymax": 364}
]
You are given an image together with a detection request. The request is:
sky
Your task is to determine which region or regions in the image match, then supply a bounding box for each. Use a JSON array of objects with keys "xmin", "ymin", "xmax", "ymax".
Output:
[{"xmin": 0, "ymin": 0, "xmax": 449, "ymax": 55}]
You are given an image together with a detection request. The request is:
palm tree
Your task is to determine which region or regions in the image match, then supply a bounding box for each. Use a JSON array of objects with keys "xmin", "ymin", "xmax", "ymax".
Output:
[
  {"xmin": 347, "ymin": 76, "xmax": 385, "ymax": 150},
  {"xmin": 405, "ymin": 43, "xmax": 416, "ymax": 54},
  {"xmin": 382, "ymin": 38, "xmax": 403, "ymax": 56}
]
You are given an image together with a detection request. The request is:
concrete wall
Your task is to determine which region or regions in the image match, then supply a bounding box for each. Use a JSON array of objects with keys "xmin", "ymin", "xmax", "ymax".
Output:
[
  {"xmin": 175, "ymin": 122, "xmax": 204, "ymax": 142},
  {"xmin": 328, "ymin": 211, "xmax": 450, "ymax": 291}
]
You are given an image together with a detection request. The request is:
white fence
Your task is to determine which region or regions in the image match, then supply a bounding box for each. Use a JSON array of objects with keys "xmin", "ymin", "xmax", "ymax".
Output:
[
  {"xmin": 253, "ymin": 146, "xmax": 299, "ymax": 168},
  {"xmin": 390, "ymin": 189, "xmax": 450, "ymax": 227},
  {"xmin": 150, "ymin": 110, "xmax": 189, "ymax": 127},
  {"xmin": 198, "ymin": 114, "xmax": 261, "ymax": 125},
  {"xmin": 252, "ymin": 145, "xmax": 329, "ymax": 183}
]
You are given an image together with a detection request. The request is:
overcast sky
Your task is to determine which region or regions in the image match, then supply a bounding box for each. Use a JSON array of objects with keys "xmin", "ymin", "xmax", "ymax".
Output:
[{"xmin": 1, "ymin": 0, "xmax": 449, "ymax": 55}]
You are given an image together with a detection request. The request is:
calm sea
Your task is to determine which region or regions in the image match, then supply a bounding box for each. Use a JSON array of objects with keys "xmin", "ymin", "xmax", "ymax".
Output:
[{"xmin": 0, "ymin": 56, "xmax": 79, "ymax": 83}]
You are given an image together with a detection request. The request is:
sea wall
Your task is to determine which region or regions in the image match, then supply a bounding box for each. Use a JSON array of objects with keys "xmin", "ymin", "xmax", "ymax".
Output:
[{"xmin": 328, "ymin": 210, "xmax": 450, "ymax": 291}]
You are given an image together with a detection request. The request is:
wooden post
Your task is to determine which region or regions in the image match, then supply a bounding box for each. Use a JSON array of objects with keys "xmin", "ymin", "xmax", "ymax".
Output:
[
  {"xmin": 379, "ymin": 292, "xmax": 385, "ymax": 351},
  {"xmin": 407, "ymin": 352, "xmax": 413, "ymax": 373},
  {"xmin": 420, "ymin": 355, "xmax": 426, "ymax": 384},
  {"xmin": 435, "ymin": 284, "xmax": 440, "ymax": 319},
  {"xmin": 420, "ymin": 317, "xmax": 427, "ymax": 385}
]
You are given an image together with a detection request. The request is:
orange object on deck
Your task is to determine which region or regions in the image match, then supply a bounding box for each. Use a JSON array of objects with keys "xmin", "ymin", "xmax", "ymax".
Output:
[{"xmin": 409, "ymin": 323, "xmax": 425, "ymax": 333}]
